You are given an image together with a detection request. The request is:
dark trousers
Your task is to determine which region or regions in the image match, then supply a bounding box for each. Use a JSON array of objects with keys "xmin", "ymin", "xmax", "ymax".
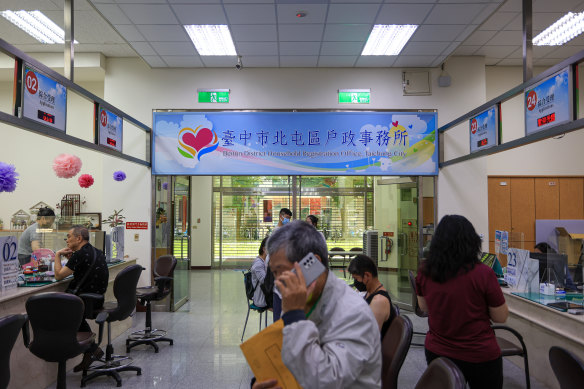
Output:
[
  {"xmin": 272, "ymin": 293, "xmax": 282, "ymax": 322},
  {"xmin": 425, "ymin": 348, "xmax": 503, "ymax": 389}
]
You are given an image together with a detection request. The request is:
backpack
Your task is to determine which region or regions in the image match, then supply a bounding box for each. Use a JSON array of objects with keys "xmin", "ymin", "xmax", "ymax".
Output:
[
  {"xmin": 260, "ymin": 267, "xmax": 274, "ymax": 309},
  {"xmin": 243, "ymin": 269, "xmax": 258, "ymax": 300}
]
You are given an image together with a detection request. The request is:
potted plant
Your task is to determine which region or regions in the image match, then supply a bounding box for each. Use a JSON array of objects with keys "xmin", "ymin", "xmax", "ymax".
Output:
[{"xmin": 102, "ymin": 209, "xmax": 126, "ymax": 228}]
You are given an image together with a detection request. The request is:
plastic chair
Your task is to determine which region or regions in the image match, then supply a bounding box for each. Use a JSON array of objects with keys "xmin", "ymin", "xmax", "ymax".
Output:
[
  {"xmin": 127, "ymin": 255, "xmax": 177, "ymax": 353},
  {"xmin": 25, "ymin": 293, "xmax": 99, "ymax": 389},
  {"xmin": 241, "ymin": 271, "xmax": 268, "ymax": 342},
  {"xmin": 414, "ymin": 357, "xmax": 466, "ymax": 389},
  {"xmin": 549, "ymin": 346, "xmax": 584, "ymax": 389},
  {"xmin": 408, "ymin": 270, "xmax": 427, "ymax": 347},
  {"xmin": 328, "ymin": 247, "xmax": 345, "ymax": 276},
  {"xmin": 0, "ymin": 314, "xmax": 27, "ymax": 389},
  {"xmin": 492, "ymin": 325, "xmax": 530, "ymax": 389},
  {"xmin": 381, "ymin": 314, "xmax": 413, "ymax": 389}
]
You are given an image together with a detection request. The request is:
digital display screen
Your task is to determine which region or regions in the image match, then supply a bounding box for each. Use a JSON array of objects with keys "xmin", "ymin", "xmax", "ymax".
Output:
[
  {"xmin": 537, "ymin": 113, "xmax": 556, "ymax": 127},
  {"xmin": 477, "ymin": 138, "xmax": 488, "ymax": 147},
  {"xmin": 106, "ymin": 137, "xmax": 117, "ymax": 147},
  {"xmin": 37, "ymin": 110, "xmax": 55, "ymax": 124}
]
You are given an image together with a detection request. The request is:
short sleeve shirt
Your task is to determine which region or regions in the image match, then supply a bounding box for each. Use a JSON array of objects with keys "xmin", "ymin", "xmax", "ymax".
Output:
[
  {"xmin": 416, "ymin": 263, "xmax": 506, "ymax": 363},
  {"xmin": 18, "ymin": 223, "xmax": 42, "ymax": 256},
  {"xmin": 66, "ymin": 243, "xmax": 109, "ymax": 295}
]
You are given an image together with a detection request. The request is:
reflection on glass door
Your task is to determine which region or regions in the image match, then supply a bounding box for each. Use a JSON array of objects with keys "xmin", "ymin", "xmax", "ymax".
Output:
[
  {"xmin": 396, "ymin": 182, "xmax": 419, "ymax": 306},
  {"xmin": 172, "ymin": 176, "xmax": 190, "ymax": 311}
]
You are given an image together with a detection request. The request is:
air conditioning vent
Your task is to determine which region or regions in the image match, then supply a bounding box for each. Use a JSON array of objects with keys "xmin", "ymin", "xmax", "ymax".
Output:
[{"xmin": 363, "ymin": 230, "xmax": 379, "ymax": 266}]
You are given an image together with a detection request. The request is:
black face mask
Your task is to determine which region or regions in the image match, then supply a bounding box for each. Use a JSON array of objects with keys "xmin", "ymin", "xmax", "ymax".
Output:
[{"xmin": 353, "ymin": 279, "xmax": 367, "ymax": 292}]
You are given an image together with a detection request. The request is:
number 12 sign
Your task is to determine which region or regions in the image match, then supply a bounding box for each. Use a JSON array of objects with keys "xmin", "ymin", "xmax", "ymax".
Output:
[{"xmin": 22, "ymin": 63, "xmax": 67, "ymax": 132}]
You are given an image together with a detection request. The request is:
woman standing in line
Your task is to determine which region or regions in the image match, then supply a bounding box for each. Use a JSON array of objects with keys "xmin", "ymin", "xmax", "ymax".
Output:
[{"xmin": 416, "ymin": 214, "xmax": 508, "ymax": 389}]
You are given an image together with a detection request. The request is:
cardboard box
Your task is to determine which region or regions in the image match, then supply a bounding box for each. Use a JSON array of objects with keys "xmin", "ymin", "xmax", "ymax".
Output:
[{"xmin": 555, "ymin": 227, "xmax": 584, "ymax": 265}]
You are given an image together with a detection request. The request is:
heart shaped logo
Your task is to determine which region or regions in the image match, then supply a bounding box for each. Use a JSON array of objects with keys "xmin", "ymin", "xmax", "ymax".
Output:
[
  {"xmin": 392, "ymin": 121, "xmax": 399, "ymax": 127},
  {"xmin": 182, "ymin": 127, "xmax": 213, "ymax": 151}
]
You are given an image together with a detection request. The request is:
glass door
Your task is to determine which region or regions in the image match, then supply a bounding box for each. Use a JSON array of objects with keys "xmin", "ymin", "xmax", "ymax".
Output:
[
  {"xmin": 396, "ymin": 181, "xmax": 419, "ymax": 306},
  {"xmin": 172, "ymin": 176, "xmax": 191, "ymax": 311}
]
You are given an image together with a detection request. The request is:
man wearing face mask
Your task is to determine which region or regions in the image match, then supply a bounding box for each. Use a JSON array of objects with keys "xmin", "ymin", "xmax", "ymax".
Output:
[
  {"xmin": 348, "ymin": 255, "xmax": 395, "ymax": 340},
  {"xmin": 277, "ymin": 208, "xmax": 292, "ymax": 227}
]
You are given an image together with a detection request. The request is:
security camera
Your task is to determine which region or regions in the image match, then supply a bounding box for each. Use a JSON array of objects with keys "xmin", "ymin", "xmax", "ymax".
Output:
[{"xmin": 235, "ymin": 55, "xmax": 243, "ymax": 70}]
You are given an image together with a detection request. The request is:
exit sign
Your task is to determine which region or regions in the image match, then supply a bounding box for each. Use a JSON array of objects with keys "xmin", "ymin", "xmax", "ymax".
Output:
[
  {"xmin": 338, "ymin": 89, "xmax": 370, "ymax": 104},
  {"xmin": 197, "ymin": 89, "xmax": 229, "ymax": 103}
]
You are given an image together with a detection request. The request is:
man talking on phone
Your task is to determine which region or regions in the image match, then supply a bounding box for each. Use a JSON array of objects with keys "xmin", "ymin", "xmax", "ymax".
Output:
[{"xmin": 253, "ymin": 221, "xmax": 381, "ymax": 389}]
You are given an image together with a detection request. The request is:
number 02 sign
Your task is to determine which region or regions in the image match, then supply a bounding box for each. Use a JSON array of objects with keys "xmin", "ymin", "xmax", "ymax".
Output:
[{"xmin": 0, "ymin": 236, "xmax": 19, "ymax": 277}]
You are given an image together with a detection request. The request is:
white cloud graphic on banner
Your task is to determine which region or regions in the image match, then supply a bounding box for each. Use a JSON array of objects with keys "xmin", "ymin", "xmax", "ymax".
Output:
[{"xmin": 390, "ymin": 115, "xmax": 427, "ymax": 134}]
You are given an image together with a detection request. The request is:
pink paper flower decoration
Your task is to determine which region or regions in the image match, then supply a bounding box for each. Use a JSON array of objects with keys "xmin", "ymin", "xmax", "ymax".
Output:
[
  {"xmin": 78, "ymin": 174, "xmax": 94, "ymax": 188},
  {"xmin": 53, "ymin": 154, "xmax": 82, "ymax": 178}
]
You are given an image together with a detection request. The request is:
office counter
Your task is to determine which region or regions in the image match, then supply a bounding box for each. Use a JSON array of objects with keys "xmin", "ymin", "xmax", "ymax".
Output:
[
  {"xmin": 2, "ymin": 259, "xmax": 137, "ymax": 389},
  {"xmin": 502, "ymin": 289, "xmax": 584, "ymax": 389}
]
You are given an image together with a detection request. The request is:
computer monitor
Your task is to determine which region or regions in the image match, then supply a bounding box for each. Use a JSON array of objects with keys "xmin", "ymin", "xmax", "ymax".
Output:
[{"xmin": 529, "ymin": 252, "xmax": 568, "ymax": 288}]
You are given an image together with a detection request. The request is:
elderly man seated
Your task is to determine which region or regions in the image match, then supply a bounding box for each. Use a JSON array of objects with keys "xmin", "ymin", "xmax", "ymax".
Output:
[{"xmin": 253, "ymin": 221, "xmax": 381, "ymax": 389}]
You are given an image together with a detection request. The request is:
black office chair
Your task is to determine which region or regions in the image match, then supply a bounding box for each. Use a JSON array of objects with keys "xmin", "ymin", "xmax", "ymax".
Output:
[
  {"xmin": 549, "ymin": 346, "xmax": 584, "ymax": 389},
  {"xmin": 414, "ymin": 357, "xmax": 466, "ymax": 389},
  {"xmin": 381, "ymin": 314, "xmax": 413, "ymax": 389},
  {"xmin": 492, "ymin": 325, "xmax": 530, "ymax": 389},
  {"xmin": 408, "ymin": 270, "xmax": 427, "ymax": 347},
  {"xmin": 328, "ymin": 247, "xmax": 345, "ymax": 274},
  {"xmin": 241, "ymin": 271, "xmax": 268, "ymax": 342},
  {"xmin": 127, "ymin": 255, "xmax": 177, "ymax": 353},
  {"xmin": 81, "ymin": 264, "xmax": 143, "ymax": 387},
  {"xmin": 0, "ymin": 314, "xmax": 27, "ymax": 389},
  {"xmin": 25, "ymin": 293, "xmax": 99, "ymax": 389}
]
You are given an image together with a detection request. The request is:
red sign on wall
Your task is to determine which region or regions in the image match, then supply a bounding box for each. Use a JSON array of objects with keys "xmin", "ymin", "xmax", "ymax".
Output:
[{"xmin": 126, "ymin": 222, "xmax": 148, "ymax": 230}]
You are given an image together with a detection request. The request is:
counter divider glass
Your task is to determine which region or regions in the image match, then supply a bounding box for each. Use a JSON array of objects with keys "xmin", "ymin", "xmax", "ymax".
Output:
[{"xmin": 511, "ymin": 291, "xmax": 584, "ymax": 312}]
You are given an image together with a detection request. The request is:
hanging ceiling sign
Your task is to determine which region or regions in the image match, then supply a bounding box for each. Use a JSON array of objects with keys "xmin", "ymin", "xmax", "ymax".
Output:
[
  {"xmin": 198, "ymin": 89, "xmax": 229, "ymax": 103},
  {"xmin": 152, "ymin": 111, "xmax": 438, "ymax": 176},
  {"xmin": 97, "ymin": 106, "xmax": 123, "ymax": 152},
  {"xmin": 524, "ymin": 66, "xmax": 572, "ymax": 136},
  {"xmin": 469, "ymin": 104, "xmax": 500, "ymax": 153},
  {"xmin": 338, "ymin": 89, "xmax": 370, "ymax": 104},
  {"xmin": 22, "ymin": 63, "xmax": 67, "ymax": 132}
]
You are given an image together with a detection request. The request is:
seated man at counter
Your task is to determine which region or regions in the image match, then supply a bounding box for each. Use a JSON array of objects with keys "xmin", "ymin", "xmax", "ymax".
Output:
[
  {"xmin": 253, "ymin": 221, "xmax": 381, "ymax": 389},
  {"xmin": 17, "ymin": 207, "xmax": 56, "ymax": 266},
  {"xmin": 55, "ymin": 225, "xmax": 109, "ymax": 371}
]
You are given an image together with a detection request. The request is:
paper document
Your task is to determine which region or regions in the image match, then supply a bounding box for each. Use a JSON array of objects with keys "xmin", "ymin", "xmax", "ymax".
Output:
[{"xmin": 240, "ymin": 319, "xmax": 302, "ymax": 389}]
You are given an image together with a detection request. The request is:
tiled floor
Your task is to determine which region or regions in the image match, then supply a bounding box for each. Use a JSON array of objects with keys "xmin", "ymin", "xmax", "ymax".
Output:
[{"xmin": 47, "ymin": 269, "xmax": 551, "ymax": 388}]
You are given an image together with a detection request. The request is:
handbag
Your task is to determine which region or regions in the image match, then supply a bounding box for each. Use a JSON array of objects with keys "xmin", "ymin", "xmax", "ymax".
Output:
[{"xmin": 65, "ymin": 246, "xmax": 98, "ymax": 295}]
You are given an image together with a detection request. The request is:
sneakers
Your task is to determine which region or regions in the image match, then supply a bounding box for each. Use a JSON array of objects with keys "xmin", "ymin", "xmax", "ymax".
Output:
[{"xmin": 73, "ymin": 347, "xmax": 104, "ymax": 372}]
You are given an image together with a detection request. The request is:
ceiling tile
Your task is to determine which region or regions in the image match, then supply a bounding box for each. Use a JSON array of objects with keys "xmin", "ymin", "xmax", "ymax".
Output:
[
  {"xmin": 171, "ymin": 4, "xmax": 228, "ymax": 24},
  {"xmin": 200, "ymin": 56, "xmax": 238, "ymax": 67},
  {"xmin": 533, "ymin": 58, "xmax": 563, "ymax": 67},
  {"xmin": 544, "ymin": 45, "xmax": 584, "ymax": 58},
  {"xmin": 236, "ymin": 42, "xmax": 278, "ymax": 56},
  {"xmin": 452, "ymin": 45, "xmax": 480, "ymax": 55},
  {"xmin": 355, "ymin": 56, "xmax": 397, "ymax": 67},
  {"xmin": 474, "ymin": 45, "xmax": 517, "ymax": 58},
  {"xmin": 498, "ymin": 0, "xmax": 521, "ymax": 13},
  {"xmin": 329, "ymin": 0, "xmax": 382, "ymax": 3},
  {"xmin": 318, "ymin": 56, "xmax": 358, "ymax": 67},
  {"xmin": 231, "ymin": 25, "xmax": 277, "ymax": 41},
  {"xmin": 223, "ymin": 0, "xmax": 273, "ymax": 3},
  {"xmin": 462, "ymin": 30, "xmax": 497, "ymax": 45},
  {"xmin": 400, "ymin": 41, "xmax": 450, "ymax": 56},
  {"xmin": 114, "ymin": 24, "xmax": 145, "ymax": 41},
  {"xmin": 277, "ymin": 4, "xmax": 328, "ymax": 24},
  {"xmin": 167, "ymin": 0, "xmax": 221, "ymax": 3},
  {"xmin": 425, "ymin": 4, "xmax": 486, "ymax": 25},
  {"xmin": 320, "ymin": 41, "xmax": 363, "ymax": 55},
  {"xmin": 534, "ymin": 45, "xmax": 563, "ymax": 58},
  {"xmin": 118, "ymin": 4, "xmax": 178, "ymax": 24},
  {"xmin": 142, "ymin": 55, "xmax": 167, "ymax": 68},
  {"xmin": 393, "ymin": 56, "xmax": 436, "ymax": 67},
  {"xmin": 280, "ymin": 41, "xmax": 320, "ymax": 55},
  {"xmin": 471, "ymin": 3, "xmax": 499, "ymax": 26},
  {"xmin": 323, "ymin": 24, "xmax": 371, "ymax": 42},
  {"xmin": 503, "ymin": 47, "xmax": 522, "ymax": 59},
  {"xmin": 487, "ymin": 30, "xmax": 522, "ymax": 46},
  {"xmin": 327, "ymin": 4, "xmax": 381, "ymax": 23},
  {"xmin": 224, "ymin": 4, "xmax": 276, "ymax": 24},
  {"xmin": 113, "ymin": 0, "xmax": 166, "ymax": 3},
  {"xmin": 151, "ymin": 41, "xmax": 197, "ymax": 56},
  {"xmin": 164, "ymin": 56, "xmax": 204, "ymax": 67},
  {"xmin": 130, "ymin": 42, "xmax": 156, "ymax": 56},
  {"xmin": 280, "ymin": 56, "xmax": 318, "ymax": 67},
  {"xmin": 376, "ymin": 3, "xmax": 434, "ymax": 24},
  {"xmin": 136, "ymin": 25, "xmax": 189, "ymax": 42},
  {"xmin": 485, "ymin": 57, "xmax": 501, "ymax": 65},
  {"xmin": 94, "ymin": 4, "xmax": 132, "ymax": 24},
  {"xmin": 241, "ymin": 56, "xmax": 279, "ymax": 67},
  {"xmin": 496, "ymin": 58, "xmax": 523, "ymax": 66},
  {"xmin": 279, "ymin": 24, "xmax": 324, "ymax": 41},
  {"xmin": 479, "ymin": 11, "xmax": 519, "ymax": 30},
  {"xmin": 533, "ymin": 0, "xmax": 582, "ymax": 12},
  {"xmin": 411, "ymin": 25, "xmax": 467, "ymax": 42},
  {"xmin": 456, "ymin": 24, "xmax": 478, "ymax": 42}
]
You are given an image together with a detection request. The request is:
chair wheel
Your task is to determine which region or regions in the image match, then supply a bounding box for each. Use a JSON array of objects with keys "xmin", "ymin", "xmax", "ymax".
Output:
[
  {"xmin": 170, "ymin": 340, "xmax": 174, "ymax": 346},
  {"xmin": 137, "ymin": 370, "xmax": 142, "ymax": 376}
]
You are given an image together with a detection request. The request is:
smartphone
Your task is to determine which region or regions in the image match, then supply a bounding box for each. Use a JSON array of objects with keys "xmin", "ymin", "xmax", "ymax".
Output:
[{"xmin": 293, "ymin": 252, "xmax": 327, "ymax": 287}]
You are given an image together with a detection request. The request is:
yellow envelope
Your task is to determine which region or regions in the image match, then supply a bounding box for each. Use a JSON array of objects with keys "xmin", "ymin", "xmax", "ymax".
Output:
[{"xmin": 240, "ymin": 319, "xmax": 302, "ymax": 389}]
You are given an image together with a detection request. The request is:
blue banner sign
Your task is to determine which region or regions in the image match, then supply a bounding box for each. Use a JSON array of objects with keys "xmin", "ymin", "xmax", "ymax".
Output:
[
  {"xmin": 525, "ymin": 67, "xmax": 572, "ymax": 136},
  {"xmin": 22, "ymin": 63, "xmax": 67, "ymax": 132},
  {"xmin": 469, "ymin": 105, "xmax": 499, "ymax": 153},
  {"xmin": 152, "ymin": 111, "xmax": 438, "ymax": 176}
]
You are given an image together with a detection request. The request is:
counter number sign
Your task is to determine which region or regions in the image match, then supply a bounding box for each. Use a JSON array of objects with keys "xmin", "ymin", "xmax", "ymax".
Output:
[
  {"xmin": 100, "ymin": 109, "xmax": 108, "ymax": 127},
  {"xmin": 471, "ymin": 118, "xmax": 478, "ymax": 134},
  {"xmin": 26, "ymin": 71, "xmax": 38, "ymax": 95},
  {"xmin": 526, "ymin": 90, "xmax": 537, "ymax": 111}
]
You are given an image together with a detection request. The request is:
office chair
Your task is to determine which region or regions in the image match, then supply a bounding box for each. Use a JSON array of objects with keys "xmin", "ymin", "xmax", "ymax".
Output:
[
  {"xmin": 408, "ymin": 270, "xmax": 427, "ymax": 347},
  {"xmin": 0, "ymin": 314, "xmax": 27, "ymax": 389},
  {"xmin": 241, "ymin": 271, "xmax": 268, "ymax": 342},
  {"xmin": 25, "ymin": 293, "xmax": 100, "ymax": 389},
  {"xmin": 414, "ymin": 357, "xmax": 466, "ymax": 389},
  {"xmin": 81, "ymin": 264, "xmax": 143, "ymax": 387},
  {"xmin": 549, "ymin": 346, "xmax": 584, "ymax": 389},
  {"xmin": 328, "ymin": 247, "xmax": 345, "ymax": 275},
  {"xmin": 127, "ymin": 255, "xmax": 177, "ymax": 353},
  {"xmin": 492, "ymin": 325, "xmax": 530, "ymax": 389},
  {"xmin": 381, "ymin": 314, "xmax": 413, "ymax": 389}
]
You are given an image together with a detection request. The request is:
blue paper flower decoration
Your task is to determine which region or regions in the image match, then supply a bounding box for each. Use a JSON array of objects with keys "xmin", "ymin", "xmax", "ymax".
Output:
[
  {"xmin": 162, "ymin": 182, "xmax": 169, "ymax": 190},
  {"xmin": 0, "ymin": 162, "xmax": 19, "ymax": 192},
  {"xmin": 113, "ymin": 171, "xmax": 126, "ymax": 181}
]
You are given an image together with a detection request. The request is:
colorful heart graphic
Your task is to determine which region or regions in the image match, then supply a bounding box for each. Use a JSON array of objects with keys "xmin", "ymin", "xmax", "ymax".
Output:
[
  {"xmin": 182, "ymin": 128, "xmax": 213, "ymax": 152},
  {"xmin": 392, "ymin": 121, "xmax": 399, "ymax": 127},
  {"xmin": 178, "ymin": 125, "xmax": 219, "ymax": 165}
]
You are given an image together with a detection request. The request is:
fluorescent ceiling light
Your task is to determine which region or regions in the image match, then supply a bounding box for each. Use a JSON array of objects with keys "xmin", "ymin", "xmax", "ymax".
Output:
[
  {"xmin": 184, "ymin": 25, "xmax": 236, "ymax": 56},
  {"xmin": 534, "ymin": 12, "xmax": 584, "ymax": 46},
  {"xmin": 361, "ymin": 24, "xmax": 418, "ymax": 56},
  {"xmin": 1, "ymin": 10, "xmax": 77, "ymax": 44}
]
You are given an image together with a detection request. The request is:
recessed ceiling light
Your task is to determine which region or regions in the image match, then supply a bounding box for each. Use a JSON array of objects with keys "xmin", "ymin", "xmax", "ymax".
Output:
[
  {"xmin": 361, "ymin": 24, "xmax": 418, "ymax": 56},
  {"xmin": 184, "ymin": 25, "xmax": 237, "ymax": 56},
  {"xmin": 534, "ymin": 12, "xmax": 584, "ymax": 46},
  {"xmin": 1, "ymin": 10, "xmax": 77, "ymax": 44}
]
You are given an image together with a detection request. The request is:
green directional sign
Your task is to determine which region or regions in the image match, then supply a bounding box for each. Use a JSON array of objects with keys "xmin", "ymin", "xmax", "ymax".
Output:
[
  {"xmin": 338, "ymin": 91, "xmax": 370, "ymax": 104},
  {"xmin": 198, "ymin": 91, "xmax": 229, "ymax": 103}
]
